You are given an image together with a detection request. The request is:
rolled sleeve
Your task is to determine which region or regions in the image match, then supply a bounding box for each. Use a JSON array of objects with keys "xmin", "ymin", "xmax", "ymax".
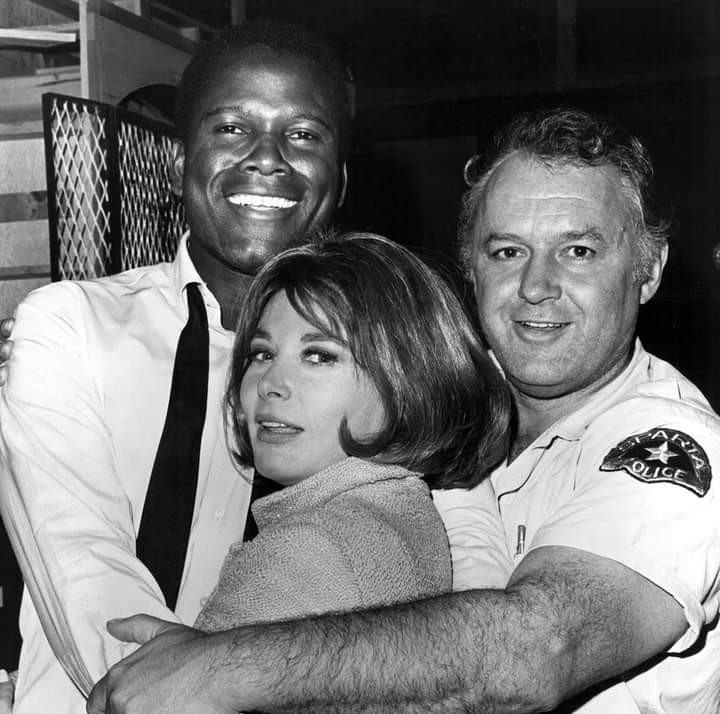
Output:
[{"xmin": 529, "ymin": 410, "xmax": 720, "ymax": 654}]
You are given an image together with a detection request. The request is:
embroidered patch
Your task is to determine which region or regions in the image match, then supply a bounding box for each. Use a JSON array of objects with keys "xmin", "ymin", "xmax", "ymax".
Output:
[{"xmin": 600, "ymin": 427, "xmax": 711, "ymax": 497}]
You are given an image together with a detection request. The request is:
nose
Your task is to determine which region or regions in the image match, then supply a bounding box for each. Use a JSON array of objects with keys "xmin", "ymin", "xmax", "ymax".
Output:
[
  {"xmin": 257, "ymin": 359, "xmax": 291, "ymax": 401},
  {"xmin": 239, "ymin": 134, "xmax": 291, "ymax": 176},
  {"xmin": 518, "ymin": 253, "xmax": 562, "ymax": 304}
]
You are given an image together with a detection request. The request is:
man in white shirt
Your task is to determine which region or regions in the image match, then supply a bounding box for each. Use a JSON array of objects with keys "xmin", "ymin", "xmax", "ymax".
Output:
[
  {"xmin": 0, "ymin": 18, "xmax": 351, "ymax": 714},
  {"xmin": 89, "ymin": 108, "xmax": 720, "ymax": 714}
]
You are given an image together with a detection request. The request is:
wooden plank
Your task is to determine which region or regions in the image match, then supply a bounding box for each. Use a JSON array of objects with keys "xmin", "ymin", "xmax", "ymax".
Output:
[
  {"xmin": 14, "ymin": 0, "xmax": 79, "ymax": 21},
  {"xmin": 0, "ymin": 277, "xmax": 52, "ymax": 319},
  {"xmin": 150, "ymin": 1, "xmax": 217, "ymax": 35},
  {"xmin": 0, "ymin": 71, "xmax": 81, "ymax": 123},
  {"xmin": 0, "ymin": 266, "xmax": 51, "ymax": 280},
  {"xmin": 0, "ymin": 192, "xmax": 47, "ymax": 223},
  {"xmin": 0, "ymin": 27, "xmax": 77, "ymax": 47},
  {"xmin": 91, "ymin": 0, "xmax": 197, "ymax": 53},
  {"xmin": 0, "ymin": 221, "xmax": 50, "ymax": 268},
  {"xmin": 0, "ymin": 138, "xmax": 46, "ymax": 193},
  {"xmin": 84, "ymin": 1, "xmax": 193, "ymax": 105},
  {"xmin": 0, "ymin": 120, "xmax": 44, "ymax": 138}
]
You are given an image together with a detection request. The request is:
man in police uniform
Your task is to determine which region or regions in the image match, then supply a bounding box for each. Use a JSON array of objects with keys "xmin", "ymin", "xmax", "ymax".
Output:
[{"xmin": 88, "ymin": 108, "xmax": 720, "ymax": 714}]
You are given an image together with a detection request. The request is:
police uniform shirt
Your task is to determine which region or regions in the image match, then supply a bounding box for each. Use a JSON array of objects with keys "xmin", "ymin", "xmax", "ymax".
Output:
[{"xmin": 438, "ymin": 340, "xmax": 720, "ymax": 713}]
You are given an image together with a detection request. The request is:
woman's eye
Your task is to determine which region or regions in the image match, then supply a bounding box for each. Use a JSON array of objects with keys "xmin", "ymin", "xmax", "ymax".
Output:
[
  {"xmin": 248, "ymin": 349, "xmax": 273, "ymax": 363},
  {"xmin": 304, "ymin": 349, "xmax": 338, "ymax": 365}
]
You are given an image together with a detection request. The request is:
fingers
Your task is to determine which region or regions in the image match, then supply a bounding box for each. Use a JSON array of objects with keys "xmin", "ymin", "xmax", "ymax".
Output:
[
  {"xmin": 0, "ymin": 669, "xmax": 14, "ymax": 713},
  {"xmin": 0, "ymin": 339, "xmax": 13, "ymax": 362},
  {"xmin": 106, "ymin": 614, "xmax": 179, "ymax": 645},
  {"xmin": 0, "ymin": 318, "xmax": 14, "ymax": 340}
]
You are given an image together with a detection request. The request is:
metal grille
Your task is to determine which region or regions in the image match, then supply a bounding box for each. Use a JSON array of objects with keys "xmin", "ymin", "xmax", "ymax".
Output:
[{"xmin": 42, "ymin": 93, "xmax": 186, "ymax": 281}]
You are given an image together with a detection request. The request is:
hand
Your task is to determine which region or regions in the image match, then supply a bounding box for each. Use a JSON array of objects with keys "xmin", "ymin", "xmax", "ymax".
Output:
[
  {"xmin": 0, "ymin": 669, "xmax": 14, "ymax": 714},
  {"xmin": 0, "ymin": 317, "xmax": 14, "ymax": 387},
  {"xmin": 87, "ymin": 615, "xmax": 235, "ymax": 714}
]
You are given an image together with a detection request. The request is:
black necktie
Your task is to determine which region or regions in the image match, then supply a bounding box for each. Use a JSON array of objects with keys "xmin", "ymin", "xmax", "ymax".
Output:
[{"xmin": 136, "ymin": 283, "xmax": 209, "ymax": 610}]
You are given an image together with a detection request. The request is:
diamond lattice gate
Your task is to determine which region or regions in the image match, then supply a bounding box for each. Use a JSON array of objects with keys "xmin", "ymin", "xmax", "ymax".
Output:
[{"xmin": 42, "ymin": 92, "xmax": 186, "ymax": 281}]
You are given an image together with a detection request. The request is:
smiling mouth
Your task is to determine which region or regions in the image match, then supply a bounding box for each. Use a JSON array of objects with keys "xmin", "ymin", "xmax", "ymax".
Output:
[
  {"xmin": 227, "ymin": 194, "xmax": 298, "ymax": 210},
  {"xmin": 518, "ymin": 320, "xmax": 568, "ymax": 330},
  {"xmin": 259, "ymin": 420, "xmax": 302, "ymax": 432},
  {"xmin": 256, "ymin": 420, "xmax": 303, "ymax": 445}
]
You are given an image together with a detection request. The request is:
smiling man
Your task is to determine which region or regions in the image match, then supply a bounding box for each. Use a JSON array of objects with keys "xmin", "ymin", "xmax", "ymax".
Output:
[
  {"xmin": 0, "ymin": 19, "xmax": 350, "ymax": 714},
  {"xmin": 89, "ymin": 108, "xmax": 720, "ymax": 714}
]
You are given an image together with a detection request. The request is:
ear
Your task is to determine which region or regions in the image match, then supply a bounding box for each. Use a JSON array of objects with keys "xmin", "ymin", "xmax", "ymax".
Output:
[
  {"xmin": 170, "ymin": 140, "xmax": 185, "ymax": 198},
  {"xmin": 639, "ymin": 242, "xmax": 668, "ymax": 305},
  {"xmin": 337, "ymin": 162, "xmax": 348, "ymax": 208}
]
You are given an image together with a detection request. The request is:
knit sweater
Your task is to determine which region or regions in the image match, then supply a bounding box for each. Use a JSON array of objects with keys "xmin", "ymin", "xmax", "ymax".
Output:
[{"xmin": 195, "ymin": 457, "xmax": 451, "ymax": 630}]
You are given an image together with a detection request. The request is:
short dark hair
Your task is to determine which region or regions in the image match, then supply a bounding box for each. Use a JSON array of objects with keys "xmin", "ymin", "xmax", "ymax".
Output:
[
  {"xmin": 459, "ymin": 107, "xmax": 669, "ymax": 281},
  {"xmin": 174, "ymin": 18, "xmax": 352, "ymax": 160},
  {"xmin": 226, "ymin": 232, "xmax": 511, "ymax": 488}
]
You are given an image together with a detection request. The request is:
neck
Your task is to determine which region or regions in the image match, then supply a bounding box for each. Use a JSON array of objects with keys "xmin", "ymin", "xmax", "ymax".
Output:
[
  {"xmin": 508, "ymin": 350, "xmax": 634, "ymax": 462},
  {"xmin": 187, "ymin": 239, "xmax": 254, "ymax": 330}
]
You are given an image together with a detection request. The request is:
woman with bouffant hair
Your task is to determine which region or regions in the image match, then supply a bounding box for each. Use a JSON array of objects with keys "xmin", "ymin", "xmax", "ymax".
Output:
[{"xmin": 194, "ymin": 232, "xmax": 511, "ymax": 632}]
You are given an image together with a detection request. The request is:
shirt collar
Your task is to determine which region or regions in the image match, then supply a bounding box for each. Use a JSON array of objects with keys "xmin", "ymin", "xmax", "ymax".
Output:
[
  {"xmin": 528, "ymin": 339, "xmax": 650, "ymax": 448},
  {"xmin": 171, "ymin": 232, "xmax": 229, "ymax": 335},
  {"xmin": 252, "ymin": 457, "xmax": 420, "ymax": 530}
]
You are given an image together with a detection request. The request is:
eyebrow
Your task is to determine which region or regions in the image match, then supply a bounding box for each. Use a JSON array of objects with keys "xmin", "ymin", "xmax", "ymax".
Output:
[
  {"xmin": 484, "ymin": 227, "xmax": 608, "ymax": 243},
  {"xmin": 202, "ymin": 106, "xmax": 335, "ymax": 134},
  {"xmin": 251, "ymin": 329, "xmax": 347, "ymax": 346}
]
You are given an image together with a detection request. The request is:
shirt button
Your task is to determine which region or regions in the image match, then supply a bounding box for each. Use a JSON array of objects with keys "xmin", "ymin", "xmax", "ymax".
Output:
[{"xmin": 214, "ymin": 508, "xmax": 224, "ymax": 519}]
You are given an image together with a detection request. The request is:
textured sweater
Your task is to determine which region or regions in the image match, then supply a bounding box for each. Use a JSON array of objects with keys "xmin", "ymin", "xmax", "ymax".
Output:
[{"xmin": 195, "ymin": 457, "xmax": 451, "ymax": 630}]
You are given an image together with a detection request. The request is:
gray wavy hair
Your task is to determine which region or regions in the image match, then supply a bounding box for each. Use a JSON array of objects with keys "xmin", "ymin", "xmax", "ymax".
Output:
[{"xmin": 458, "ymin": 107, "xmax": 669, "ymax": 282}]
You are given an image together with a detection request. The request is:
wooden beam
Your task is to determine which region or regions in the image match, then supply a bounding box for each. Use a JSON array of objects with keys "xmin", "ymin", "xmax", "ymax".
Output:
[
  {"xmin": 19, "ymin": 0, "xmax": 79, "ymax": 21},
  {"xmin": 0, "ymin": 192, "xmax": 48, "ymax": 223},
  {"xmin": 0, "ymin": 26, "xmax": 77, "ymax": 47},
  {"xmin": 0, "ymin": 265, "xmax": 51, "ymax": 280}
]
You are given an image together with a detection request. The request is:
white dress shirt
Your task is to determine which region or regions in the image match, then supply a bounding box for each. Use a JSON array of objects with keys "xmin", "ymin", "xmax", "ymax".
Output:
[{"xmin": 0, "ymin": 236, "xmax": 252, "ymax": 714}]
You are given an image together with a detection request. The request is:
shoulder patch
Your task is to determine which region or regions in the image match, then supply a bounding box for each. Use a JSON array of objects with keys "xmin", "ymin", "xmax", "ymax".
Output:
[{"xmin": 599, "ymin": 427, "xmax": 711, "ymax": 497}]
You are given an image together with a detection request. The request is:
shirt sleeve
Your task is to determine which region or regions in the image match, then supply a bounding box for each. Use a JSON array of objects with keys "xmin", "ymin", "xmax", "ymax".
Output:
[
  {"xmin": 0, "ymin": 283, "xmax": 179, "ymax": 696},
  {"xmin": 433, "ymin": 478, "xmax": 513, "ymax": 591},
  {"xmin": 529, "ymin": 399, "xmax": 720, "ymax": 654}
]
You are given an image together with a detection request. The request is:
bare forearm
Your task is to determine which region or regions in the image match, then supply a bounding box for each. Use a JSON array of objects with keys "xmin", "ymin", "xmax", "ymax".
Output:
[
  {"xmin": 91, "ymin": 548, "xmax": 684, "ymax": 714},
  {"xmin": 212, "ymin": 589, "xmax": 565, "ymax": 714}
]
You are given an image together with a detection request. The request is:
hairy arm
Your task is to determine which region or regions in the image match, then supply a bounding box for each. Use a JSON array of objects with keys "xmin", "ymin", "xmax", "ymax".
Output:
[{"xmin": 88, "ymin": 544, "xmax": 686, "ymax": 713}]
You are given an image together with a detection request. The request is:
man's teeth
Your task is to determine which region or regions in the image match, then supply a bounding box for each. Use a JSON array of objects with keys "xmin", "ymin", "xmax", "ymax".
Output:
[{"xmin": 227, "ymin": 194, "xmax": 297, "ymax": 209}]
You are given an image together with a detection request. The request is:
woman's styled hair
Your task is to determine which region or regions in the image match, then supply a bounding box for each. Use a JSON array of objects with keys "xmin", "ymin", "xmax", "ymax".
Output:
[{"xmin": 226, "ymin": 232, "xmax": 511, "ymax": 489}]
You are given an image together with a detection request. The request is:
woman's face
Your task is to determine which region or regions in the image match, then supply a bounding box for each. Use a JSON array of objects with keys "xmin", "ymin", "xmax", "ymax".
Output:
[{"xmin": 239, "ymin": 291, "xmax": 385, "ymax": 486}]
